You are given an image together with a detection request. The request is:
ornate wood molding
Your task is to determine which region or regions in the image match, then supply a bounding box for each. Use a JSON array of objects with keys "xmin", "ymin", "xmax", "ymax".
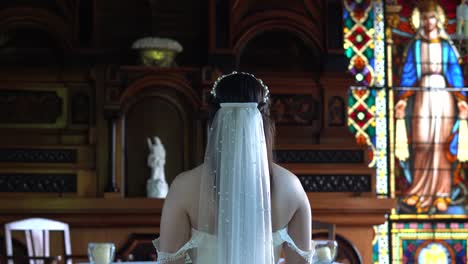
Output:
[
  {"xmin": 209, "ymin": 0, "xmax": 325, "ymax": 59},
  {"xmin": 0, "ymin": 197, "xmax": 395, "ymax": 227},
  {"xmin": 0, "ymin": 197, "xmax": 395, "ymax": 264},
  {"xmin": 0, "ymin": 148, "xmax": 77, "ymax": 163},
  {"xmin": 0, "ymin": 7, "xmax": 74, "ymax": 49},
  {"xmin": 0, "ymin": 198, "xmax": 164, "ymax": 228},
  {"xmin": 119, "ymin": 69, "xmax": 201, "ymax": 110},
  {"xmin": 0, "ymin": 89, "xmax": 66, "ymax": 127},
  {"xmin": 0, "ymin": 173, "xmax": 76, "ymax": 193},
  {"xmin": 275, "ymin": 149, "xmax": 364, "ymax": 163},
  {"xmin": 298, "ymin": 174, "xmax": 372, "ymax": 193},
  {"xmin": 328, "ymin": 96, "xmax": 346, "ymax": 127},
  {"xmin": 233, "ymin": 10, "xmax": 323, "ymax": 54},
  {"xmin": 310, "ymin": 196, "xmax": 396, "ymax": 226},
  {"xmin": 103, "ymin": 67, "xmax": 204, "ymax": 197},
  {"xmin": 104, "ymin": 67, "xmax": 201, "ymax": 108}
]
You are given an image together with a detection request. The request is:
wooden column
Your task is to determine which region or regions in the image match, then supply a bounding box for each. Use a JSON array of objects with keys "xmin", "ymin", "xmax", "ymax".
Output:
[{"xmin": 104, "ymin": 108, "xmax": 121, "ymax": 197}]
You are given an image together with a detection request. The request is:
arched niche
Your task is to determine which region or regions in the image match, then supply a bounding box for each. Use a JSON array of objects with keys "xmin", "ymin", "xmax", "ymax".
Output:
[
  {"xmin": 0, "ymin": 7, "xmax": 73, "ymax": 51},
  {"xmin": 116, "ymin": 74, "xmax": 202, "ymax": 197},
  {"xmin": 237, "ymin": 29, "xmax": 321, "ymax": 73},
  {"xmin": 235, "ymin": 28, "xmax": 323, "ymax": 144},
  {"xmin": 0, "ymin": 8, "xmax": 73, "ymax": 78},
  {"xmin": 0, "ymin": 28, "xmax": 65, "ymax": 67}
]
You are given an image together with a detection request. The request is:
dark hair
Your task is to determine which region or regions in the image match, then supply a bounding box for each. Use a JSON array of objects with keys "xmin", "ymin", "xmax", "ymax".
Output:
[{"xmin": 208, "ymin": 73, "xmax": 276, "ymax": 172}]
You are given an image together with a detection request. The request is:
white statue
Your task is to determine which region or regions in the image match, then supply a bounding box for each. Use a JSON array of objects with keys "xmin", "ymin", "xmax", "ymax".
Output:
[
  {"xmin": 456, "ymin": 0, "xmax": 468, "ymax": 37},
  {"xmin": 146, "ymin": 136, "xmax": 169, "ymax": 198}
]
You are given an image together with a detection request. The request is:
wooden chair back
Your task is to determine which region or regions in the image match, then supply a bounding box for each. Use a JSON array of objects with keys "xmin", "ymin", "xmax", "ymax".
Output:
[{"xmin": 4, "ymin": 218, "xmax": 71, "ymax": 264}]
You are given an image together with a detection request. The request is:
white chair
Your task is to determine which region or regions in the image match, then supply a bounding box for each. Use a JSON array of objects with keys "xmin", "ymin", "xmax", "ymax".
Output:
[{"xmin": 4, "ymin": 218, "xmax": 72, "ymax": 264}]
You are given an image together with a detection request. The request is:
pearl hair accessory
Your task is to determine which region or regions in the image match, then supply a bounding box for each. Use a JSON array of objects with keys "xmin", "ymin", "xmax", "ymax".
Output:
[{"xmin": 210, "ymin": 71, "xmax": 270, "ymax": 103}]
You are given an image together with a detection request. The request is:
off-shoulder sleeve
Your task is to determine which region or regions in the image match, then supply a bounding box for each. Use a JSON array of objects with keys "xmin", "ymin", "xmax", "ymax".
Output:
[
  {"xmin": 277, "ymin": 228, "xmax": 315, "ymax": 263},
  {"xmin": 152, "ymin": 235, "xmax": 200, "ymax": 264}
]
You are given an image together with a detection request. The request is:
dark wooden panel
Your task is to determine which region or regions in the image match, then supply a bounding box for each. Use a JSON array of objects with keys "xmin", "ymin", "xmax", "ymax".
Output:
[
  {"xmin": 0, "ymin": 149, "xmax": 77, "ymax": 163},
  {"xmin": 275, "ymin": 149, "xmax": 365, "ymax": 164},
  {"xmin": 0, "ymin": 89, "xmax": 65, "ymax": 126},
  {"xmin": 215, "ymin": 0, "xmax": 229, "ymax": 48},
  {"xmin": 328, "ymin": 96, "xmax": 346, "ymax": 126},
  {"xmin": 239, "ymin": 31, "xmax": 321, "ymax": 72},
  {"xmin": 325, "ymin": 0, "xmax": 344, "ymax": 51},
  {"xmin": 0, "ymin": 173, "xmax": 77, "ymax": 193},
  {"xmin": 96, "ymin": 0, "xmax": 206, "ymax": 65},
  {"xmin": 70, "ymin": 91, "xmax": 91, "ymax": 125},
  {"xmin": 0, "ymin": 0, "xmax": 74, "ymax": 21},
  {"xmin": 247, "ymin": 0, "xmax": 311, "ymax": 16},
  {"xmin": 271, "ymin": 94, "xmax": 320, "ymax": 126},
  {"xmin": 298, "ymin": 174, "xmax": 372, "ymax": 193},
  {"xmin": 116, "ymin": 233, "xmax": 159, "ymax": 262}
]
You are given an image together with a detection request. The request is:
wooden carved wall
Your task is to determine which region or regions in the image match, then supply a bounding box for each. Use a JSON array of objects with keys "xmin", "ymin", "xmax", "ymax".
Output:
[
  {"xmin": 0, "ymin": 0, "xmax": 97, "ymax": 197},
  {"xmin": 0, "ymin": 1, "xmax": 395, "ymax": 263},
  {"xmin": 207, "ymin": 0, "xmax": 351, "ymax": 145},
  {"xmin": 206, "ymin": 2, "xmax": 390, "ymax": 263}
]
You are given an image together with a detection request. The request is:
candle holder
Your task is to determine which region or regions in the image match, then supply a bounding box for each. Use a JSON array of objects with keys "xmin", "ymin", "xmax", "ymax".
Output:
[
  {"xmin": 88, "ymin": 243, "xmax": 115, "ymax": 264},
  {"xmin": 131, "ymin": 0, "xmax": 183, "ymax": 67},
  {"xmin": 313, "ymin": 240, "xmax": 338, "ymax": 264},
  {"xmin": 131, "ymin": 37, "xmax": 183, "ymax": 67}
]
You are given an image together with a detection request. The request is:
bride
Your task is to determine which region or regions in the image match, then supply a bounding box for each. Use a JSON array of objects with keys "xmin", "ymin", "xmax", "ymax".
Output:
[{"xmin": 154, "ymin": 72, "xmax": 314, "ymax": 264}]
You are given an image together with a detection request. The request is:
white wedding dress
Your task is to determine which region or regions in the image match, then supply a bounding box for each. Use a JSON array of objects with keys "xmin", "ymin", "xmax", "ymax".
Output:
[
  {"xmin": 153, "ymin": 227, "xmax": 315, "ymax": 263},
  {"xmin": 154, "ymin": 103, "xmax": 317, "ymax": 264}
]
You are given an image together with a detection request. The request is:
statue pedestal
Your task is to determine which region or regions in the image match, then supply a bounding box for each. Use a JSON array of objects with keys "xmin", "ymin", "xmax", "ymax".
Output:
[{"xmin": 146, "ymin": 179, "xmax": 168, "ymax": 198}]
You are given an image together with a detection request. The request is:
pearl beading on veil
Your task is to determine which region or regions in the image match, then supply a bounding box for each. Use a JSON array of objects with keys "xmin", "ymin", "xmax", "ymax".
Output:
[{"xmin": 210, "ymin": 71, "xmax": 270, "ymax": 103}]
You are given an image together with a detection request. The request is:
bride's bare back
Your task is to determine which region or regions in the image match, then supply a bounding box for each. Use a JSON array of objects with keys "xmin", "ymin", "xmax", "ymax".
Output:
[{"xmin": 159, "ymin": 163, "xmax": 312, "ymax": 263}]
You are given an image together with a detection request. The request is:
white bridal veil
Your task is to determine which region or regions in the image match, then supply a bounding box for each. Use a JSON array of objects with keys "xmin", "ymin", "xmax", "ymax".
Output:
[{"xmin": 197, "ymin": 102, "xmax": 275, "ymax": 264}]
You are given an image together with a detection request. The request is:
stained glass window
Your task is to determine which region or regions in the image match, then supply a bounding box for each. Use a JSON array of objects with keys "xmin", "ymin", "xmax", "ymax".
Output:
[
  {"xmin": 389, "ymin": 1, "xmax": 467, "ymax": 263},
  {"xmin": 344, "ymin": 1, "xmax": 389, "ymax": 263},
  {"xmin": 391, "ymin": 221, "xmax": 468, "ymax": 263},
  {"xmin": 345, "ymin": 0, "xmax": 468, "ymax": 263}
]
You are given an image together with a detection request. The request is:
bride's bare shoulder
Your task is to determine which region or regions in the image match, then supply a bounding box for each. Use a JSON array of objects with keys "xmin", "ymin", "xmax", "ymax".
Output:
[
  {"xmin": 271, "ymin": 163, "xmax": 308, "ymax": 227},
  {"xmin": 271, "ymin": 163, "xmax": 303, "ymax": 192},
  {"xmin": 170, "ymin": 164, "xmax": 204, "ymax": 190}
]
